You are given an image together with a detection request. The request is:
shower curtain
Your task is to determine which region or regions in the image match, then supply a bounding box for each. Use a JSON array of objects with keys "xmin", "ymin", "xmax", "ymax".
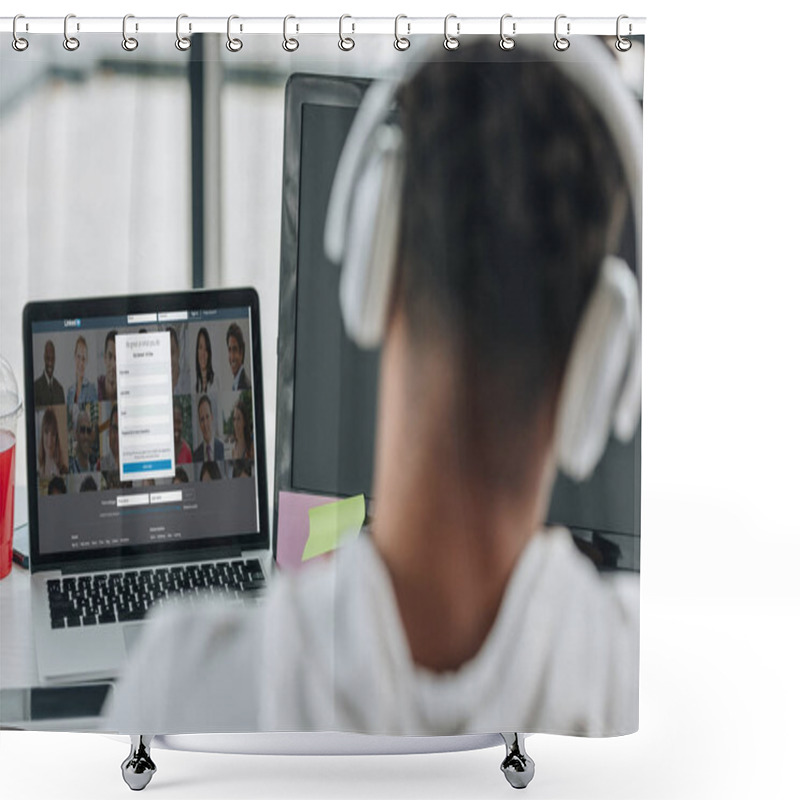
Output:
[{"xmin": 0, "ymin": 23, "xmax": 644, "ymax": 741}]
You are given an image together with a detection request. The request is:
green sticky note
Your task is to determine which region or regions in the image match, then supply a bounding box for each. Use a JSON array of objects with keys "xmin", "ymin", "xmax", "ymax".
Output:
[{"xmin": 302, "ymin": 494, "xmax": 366, "ymax": 562}]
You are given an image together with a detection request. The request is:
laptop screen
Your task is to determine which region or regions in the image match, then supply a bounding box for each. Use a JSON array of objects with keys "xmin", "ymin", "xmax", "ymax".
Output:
[{"xmin": 24, "ymin": 289, "xmax": 268, "ymax": 567}]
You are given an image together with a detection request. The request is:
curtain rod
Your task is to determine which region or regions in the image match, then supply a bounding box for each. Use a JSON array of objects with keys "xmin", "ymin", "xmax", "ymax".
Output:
[{"xmin": 0, "ymin": 16, "xmax": 646, "ymax": 38}]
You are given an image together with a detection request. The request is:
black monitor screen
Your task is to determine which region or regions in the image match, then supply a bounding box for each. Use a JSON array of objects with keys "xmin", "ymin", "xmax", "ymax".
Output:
[{"xmin": 292, "ymin": 103, "xmax": 380, "ymax": 498}]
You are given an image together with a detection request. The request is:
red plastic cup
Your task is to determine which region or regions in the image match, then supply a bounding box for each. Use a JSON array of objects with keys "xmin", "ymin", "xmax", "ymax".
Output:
[
  {"xmin": 0, "ymin": 429, "xmax": 15, "ymax": 578},
  {"xmin": 1, "ymin": 355, "xmax": 22, "ymax": 579}
]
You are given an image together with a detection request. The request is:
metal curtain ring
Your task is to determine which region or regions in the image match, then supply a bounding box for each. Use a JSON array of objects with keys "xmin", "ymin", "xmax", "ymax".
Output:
[
  {"xmin": 122, "ymin": 14, "xmax": 138, "ymax": 51},
  {"xmin": 394, "ymin": 14, "xmax": 410, "ymax": 51},
  {"xmin": 283, "ymin": 15, "xmax": 299, "ymax": 52},
  {"xmin": 616, "ymin": 14, "xmax": 632, "ymax": 52},
  {"xmin": 176, "ymin": 14, "xmax": 191, "ymax": 51},
  {"xmin": 444, "ymin": 14, "xmax": 460, "ymax": 51},
  {"xmin": 12, "ymin": 14, "xmax": 29, "ymax": 51},
  {"xmin": 499, "ymin": 14, "xmax": 515, "ymax": 50},
  {"xmin": 338, "ymin": 14, "xmax": 355, "ymax": 51},
  {"xmin": 553, "ymin": 14, "xmax": 570, "ymax": 51},
  {"xmin": 226, "ymin": 15, "xmax": 243, "ymax": 52},
  {"xmin": 63, "ymin": 13, "xmax": 80, "ymax": 51}
]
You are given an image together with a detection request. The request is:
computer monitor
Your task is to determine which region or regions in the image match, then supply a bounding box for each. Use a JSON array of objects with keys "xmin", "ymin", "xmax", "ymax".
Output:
[{"xmin": 275, "ymin": 74, "xmax": 640, "ymax": 571}]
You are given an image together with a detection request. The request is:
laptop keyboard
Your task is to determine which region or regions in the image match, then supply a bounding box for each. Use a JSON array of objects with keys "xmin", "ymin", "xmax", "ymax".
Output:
[{"xmin": 46, "ymin": 559, "xmax": 267, "ymax": 629}]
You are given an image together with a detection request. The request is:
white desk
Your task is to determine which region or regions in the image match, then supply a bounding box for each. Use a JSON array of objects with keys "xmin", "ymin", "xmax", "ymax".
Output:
[
  {"xmin": 0, "ymin": 544, "xmax": 38, "ymax": 689},
  {"xmin": 1, "ymin": 485, "xmax": 38, "ymax": 688}
]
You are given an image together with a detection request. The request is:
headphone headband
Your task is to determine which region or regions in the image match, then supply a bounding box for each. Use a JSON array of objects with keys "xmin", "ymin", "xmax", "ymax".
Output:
[{"xmin": 327, "ymin": 36, "xmax": 642, "ymax": 279}]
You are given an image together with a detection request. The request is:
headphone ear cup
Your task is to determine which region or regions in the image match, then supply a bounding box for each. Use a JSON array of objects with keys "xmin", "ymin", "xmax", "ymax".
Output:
[
  {"xmin": 338, "ymin": 126, "xmax": 404, "ymax": 348},
  {"xmin": 612, "ymin": 305, "xmax": 641, "ymax": 442},
  {"xmin": 555, "ymin": 256, "xmax": 641, "ymax": 481}
]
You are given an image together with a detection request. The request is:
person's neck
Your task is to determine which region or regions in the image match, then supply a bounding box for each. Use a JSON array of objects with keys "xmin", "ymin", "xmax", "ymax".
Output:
[
  {"xmin": 373, "ymin": 472, "xmax": 551, "ymax": 674},
  {"xmin": 370, "ymin": 317, "xmax": 555, "ymax": 673},
  {"xmin": 77, "ymin": 451, "xmax": 89, "ymax": 469}
]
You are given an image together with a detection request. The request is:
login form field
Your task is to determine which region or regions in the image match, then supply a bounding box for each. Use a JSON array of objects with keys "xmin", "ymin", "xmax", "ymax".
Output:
[{"xmin": 117, "ymin": 332, "xmax": 175, "ymax": 481}]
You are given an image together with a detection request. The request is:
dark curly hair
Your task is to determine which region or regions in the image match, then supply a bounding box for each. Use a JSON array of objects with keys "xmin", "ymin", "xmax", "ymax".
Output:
[{"xmin": 393, "ymin": 40, "xmax": 629, "ymax": 480}]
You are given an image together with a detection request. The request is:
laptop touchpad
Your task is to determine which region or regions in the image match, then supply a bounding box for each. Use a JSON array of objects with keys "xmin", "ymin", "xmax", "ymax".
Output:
[{"xmin": 123, "ymin": 624, "xmax": 147, "ymax": 654}]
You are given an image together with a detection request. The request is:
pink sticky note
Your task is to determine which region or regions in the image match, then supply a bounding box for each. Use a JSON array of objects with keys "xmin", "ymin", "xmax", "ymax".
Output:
[{"xmin": 276, "ymin": 490, "xmax": 340, "ymax": 570}]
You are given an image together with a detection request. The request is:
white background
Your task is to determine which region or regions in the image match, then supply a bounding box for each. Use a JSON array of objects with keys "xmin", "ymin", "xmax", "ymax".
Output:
[{"xmin": 2, "ymin": 1, "xmax": 799, "ymax": 799}]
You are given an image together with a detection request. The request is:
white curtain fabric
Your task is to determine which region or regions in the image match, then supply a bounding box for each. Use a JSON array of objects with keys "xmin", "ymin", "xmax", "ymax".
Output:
[{"xmin": 1, "ymin": 41, "xmax": 191, "ymax": 480}]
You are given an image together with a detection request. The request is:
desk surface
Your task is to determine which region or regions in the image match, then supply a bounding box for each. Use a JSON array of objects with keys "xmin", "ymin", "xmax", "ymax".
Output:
[
  {"xmin": 2, "ymin": 486, "xmax": 45, "ymax": 688},
  {"xmin": 0, "ymin": 553, "xmax": 39, "ymax": 689}
]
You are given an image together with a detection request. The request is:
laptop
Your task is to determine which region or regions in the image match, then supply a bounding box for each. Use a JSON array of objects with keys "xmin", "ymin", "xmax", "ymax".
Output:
[{"xmin": 22, "ymin": 288, "xmax": 271, "ymax": 683}]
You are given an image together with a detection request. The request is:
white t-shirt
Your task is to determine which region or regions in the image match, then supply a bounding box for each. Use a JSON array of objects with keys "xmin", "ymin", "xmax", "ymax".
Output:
[{"xmin": 106, "ymin": 527, "xmax": 639, "ymax": 737}]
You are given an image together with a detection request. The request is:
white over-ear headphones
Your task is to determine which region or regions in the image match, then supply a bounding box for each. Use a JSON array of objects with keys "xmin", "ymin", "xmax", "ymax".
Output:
[{"xmin": 324, "ymin": 36, "xmax": 642, "ymax": 482}]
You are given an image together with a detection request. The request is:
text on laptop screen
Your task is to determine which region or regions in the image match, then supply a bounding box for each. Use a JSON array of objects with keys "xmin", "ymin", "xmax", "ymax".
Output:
[{"xmin": 30, "ymin": 306, "xmax": 259, "ymax": 555}]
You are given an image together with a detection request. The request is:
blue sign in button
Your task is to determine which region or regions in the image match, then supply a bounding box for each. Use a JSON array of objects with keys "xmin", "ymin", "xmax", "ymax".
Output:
[{"xmin": 125, "ymin": 460, "xmax": 172, "ymax": 474}]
